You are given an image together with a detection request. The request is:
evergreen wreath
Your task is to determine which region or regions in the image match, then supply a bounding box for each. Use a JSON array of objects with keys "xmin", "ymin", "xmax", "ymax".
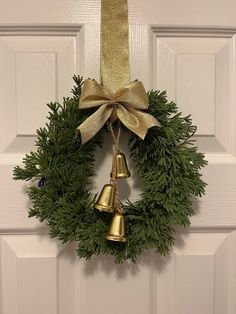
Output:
[{"xmin": 13, "ymin": 76, "xmax": 207, "ymax": 263}]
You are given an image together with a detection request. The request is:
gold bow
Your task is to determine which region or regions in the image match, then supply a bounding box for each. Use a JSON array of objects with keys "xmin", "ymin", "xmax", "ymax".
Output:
[{"xmin": 76, "ymin": 79, "xmax": 160, "ymax": 144}]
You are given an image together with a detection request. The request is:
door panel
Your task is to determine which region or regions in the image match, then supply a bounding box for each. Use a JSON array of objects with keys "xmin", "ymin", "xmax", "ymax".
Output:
[
  {"xmin": 1, "ymin": 236, "xmax": 76, "ymax": 314},
  {"xmin": 0, "ymin": 1, "xmax": 236, "ymax": 313}
]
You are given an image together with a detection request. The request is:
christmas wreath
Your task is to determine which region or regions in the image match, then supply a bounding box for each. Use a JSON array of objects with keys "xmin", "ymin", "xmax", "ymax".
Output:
[{"xmin": 13, "ymin": 76, "xmax": 207, "ymax": 263}]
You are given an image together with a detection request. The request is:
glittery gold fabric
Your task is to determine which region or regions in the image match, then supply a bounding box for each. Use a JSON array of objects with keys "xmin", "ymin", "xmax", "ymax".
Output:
[
  {"xmin": 77, "ymin": 79, "xmax": 160, "ymax": 144},
  {"xmin": 100, "ymin": 0, "xmax": 130, "ymax": 94},
  {"xmin": 76, "ymin": 0, "xmax": 160, "ymax": 143}
]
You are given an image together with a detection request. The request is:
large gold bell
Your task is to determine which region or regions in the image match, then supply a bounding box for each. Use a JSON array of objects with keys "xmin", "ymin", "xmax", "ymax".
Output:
[
  {"xmin": 94, "ymin": 184, "xmax": 115, "ymax": 212},
  {"xmin": 106, "ymin": 212, "xmax": 127, "ymax": 242},
  {"xmin": 116, "ymin": 152, "xmax": 130, "ymax": 178}
]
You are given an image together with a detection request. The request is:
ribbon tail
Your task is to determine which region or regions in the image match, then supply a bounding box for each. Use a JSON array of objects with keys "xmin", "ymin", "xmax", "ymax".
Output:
[
  {"xmin": 116, "ymin": 105, "xmax": 160, "ymax": 140},
  {"xmin": 76, "ymin": 104, "xmax": 113, "ymax": 144}
]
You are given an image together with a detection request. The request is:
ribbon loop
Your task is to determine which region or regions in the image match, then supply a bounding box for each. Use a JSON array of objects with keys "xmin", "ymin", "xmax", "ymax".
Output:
[{"xmin": 76, "ymin": 79, "xmax": 160, "ymax": 144}]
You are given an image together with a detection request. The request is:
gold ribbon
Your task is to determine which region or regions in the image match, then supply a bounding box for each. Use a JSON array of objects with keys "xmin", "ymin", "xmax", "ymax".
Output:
[
  {"xmin": 76, "ymin": 79, "xmax": 160, "ymax": 144},
  {"xmin": 76, "ymin": 0, "xmax": 160, "ymax": 144},
  {"xmin": 100, "ymin": 0, "xmax": 130, "ymax": 94}
]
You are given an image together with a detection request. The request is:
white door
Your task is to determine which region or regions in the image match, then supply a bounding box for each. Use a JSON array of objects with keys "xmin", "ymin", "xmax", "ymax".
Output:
[{"xmin": 1, "ymin": 1, "xmax": 236, "ymax": 314}]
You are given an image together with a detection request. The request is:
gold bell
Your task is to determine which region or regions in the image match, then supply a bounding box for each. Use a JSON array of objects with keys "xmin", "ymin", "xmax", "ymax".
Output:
[
  {"xmin": 116, "ymin": 152, "xmax": 130, "ymax": 178},
  {"xmin": 94, "ymin": 184, "xmax": 115, "ymax": 212},
  {"xmin": 106, "ymin": 212, "xmax": 127, "ymax": 242}
]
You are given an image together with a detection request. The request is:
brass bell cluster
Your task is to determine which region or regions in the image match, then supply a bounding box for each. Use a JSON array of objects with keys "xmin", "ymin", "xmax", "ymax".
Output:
[{"xmin": 94, "ymin": 148, "xmax": 130, "ymax": 242}]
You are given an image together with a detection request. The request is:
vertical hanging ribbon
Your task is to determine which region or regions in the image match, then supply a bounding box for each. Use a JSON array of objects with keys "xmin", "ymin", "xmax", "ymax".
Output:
[
  {"xmin": 108, "ymin": 121, "xmax": 122, "ymax": 214},
  {"xmin": 100, "ymin": 0, "xmax": 130, "ymax": 93}
]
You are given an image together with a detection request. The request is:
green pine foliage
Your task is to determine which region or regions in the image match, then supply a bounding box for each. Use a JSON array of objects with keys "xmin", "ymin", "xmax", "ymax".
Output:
[{"xmin": 13, "ymin": 75, "xmax": 207, "ymax": 263}]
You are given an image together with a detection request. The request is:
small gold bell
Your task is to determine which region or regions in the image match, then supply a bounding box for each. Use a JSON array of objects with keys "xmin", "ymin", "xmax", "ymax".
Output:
[
  {"xmin": 106, "ymin": 212, "xmax": 127, "ymax": 242},
  {"xmin": 94, "ymin": 184, "xmax": 115, "ymax": 212},
  {"xmin": 116, "ymin": 152, "xmax": 130, "ymax": 178}
]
